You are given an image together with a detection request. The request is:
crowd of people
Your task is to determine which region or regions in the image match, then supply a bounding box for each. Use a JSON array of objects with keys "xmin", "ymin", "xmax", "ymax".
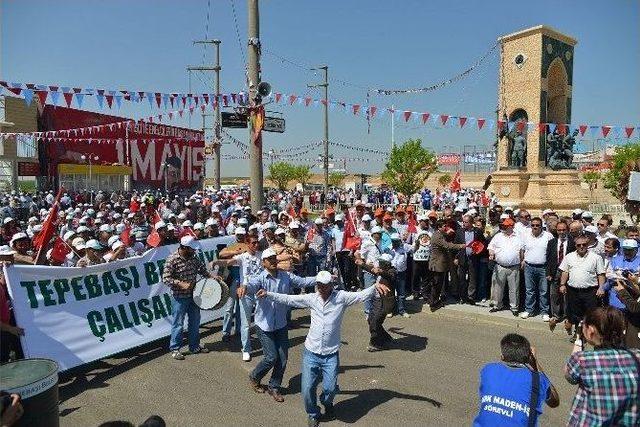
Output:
[{"xmin": 0, "ymin": 185, "xmax": 638, "ymax": 426}]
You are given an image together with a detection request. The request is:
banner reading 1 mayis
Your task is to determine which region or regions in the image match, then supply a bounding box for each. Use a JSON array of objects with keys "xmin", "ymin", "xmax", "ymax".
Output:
[{"xmin": 4, "ymin": 236, "xmax": 234, "ymax": 371}]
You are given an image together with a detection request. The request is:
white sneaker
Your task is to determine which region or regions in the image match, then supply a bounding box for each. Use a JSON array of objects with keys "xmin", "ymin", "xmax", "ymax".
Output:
[
  {"xmin": 242, "ymin": 352, "xmax": 251, "ymax": 362},
  {"xmin": 519, "ymin": 311, "xmax": 530, "ymax": 319},
  {"xmin": 386, "ymin": 313, "xmax": 393, "ymax": 318},
  {"xmin": 542, "ymin": 314, "xmax": 550, "ymax": 322}
]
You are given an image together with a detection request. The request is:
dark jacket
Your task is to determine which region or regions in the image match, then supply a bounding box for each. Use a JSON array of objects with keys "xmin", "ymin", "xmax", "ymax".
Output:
[
  {"xmin": 546, "ymin": 237, "xmax": 576, "ymax": 278},
  {"xmin": 429, "ymin": 230, "xmax": 463, "ymax": 273},
  {"xmin": 454, "ymin": 227, "xmax": 487, "ymax": 262}
]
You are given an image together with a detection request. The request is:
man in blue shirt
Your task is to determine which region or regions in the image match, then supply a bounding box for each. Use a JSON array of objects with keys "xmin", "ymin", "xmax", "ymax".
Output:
[
  {"xmin": 257, "ymin": 271, "xmax": 390, "ymax": 426},
  {"xmin": 474, "ymin": 334, "xmax": 559, "ymax": 426},
  {"xmin": 238, "ymin": 247, "xmax": 316, "ymax": 402},
  {"xmin": 604, "ymin": 239, "xmax": 640, "ymax": 310}
]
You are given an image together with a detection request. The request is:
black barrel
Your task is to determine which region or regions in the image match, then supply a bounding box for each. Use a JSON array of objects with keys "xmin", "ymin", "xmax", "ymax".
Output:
[{"xmin": 0, "ymin": 358, "xmax": 59, "ymax": 427}]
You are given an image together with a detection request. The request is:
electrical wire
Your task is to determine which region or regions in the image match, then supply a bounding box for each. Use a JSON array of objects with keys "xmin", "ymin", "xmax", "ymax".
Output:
[{"xmin": 229, "ymin": 0, "xmax": 246, "ymax": 63}]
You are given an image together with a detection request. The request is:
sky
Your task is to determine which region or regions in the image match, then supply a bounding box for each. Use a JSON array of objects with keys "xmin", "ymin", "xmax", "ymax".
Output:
[{"xmin": 2, "ymin": 0, "xmax": 638, "ymax": 176}]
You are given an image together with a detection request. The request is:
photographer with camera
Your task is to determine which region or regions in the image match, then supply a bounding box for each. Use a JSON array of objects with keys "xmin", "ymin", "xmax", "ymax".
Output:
[
  {"xmin": 565, "ymin": 306, "xmax": 640, "ymax": 426},
  {"xmin": 473, "ymin": 333, "xmax": 559, "ymax": 427},
  {"xmin": 0, "ymin": 392, "xmax": 23, "ymax": 427}
]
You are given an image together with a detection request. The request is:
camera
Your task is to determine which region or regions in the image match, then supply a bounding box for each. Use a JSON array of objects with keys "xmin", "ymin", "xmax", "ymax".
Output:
[{"xmin": 621, "ymin": 270, "xmax": 632, "ymax": 279}]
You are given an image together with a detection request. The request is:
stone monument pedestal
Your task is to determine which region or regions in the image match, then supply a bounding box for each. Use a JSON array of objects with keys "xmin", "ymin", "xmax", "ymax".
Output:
[{"xmin": 491, "ymin": 169, "xmax": 588, "ymax": 212}]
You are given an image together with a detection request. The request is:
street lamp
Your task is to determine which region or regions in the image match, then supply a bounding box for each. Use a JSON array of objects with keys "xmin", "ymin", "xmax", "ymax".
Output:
[
  {"xmin": 81, "ymin": 154, "xmax": 99, "ymax": 204},
  {"xmin": 268, "ymin": 149, "xmax": 275, "ymax": 167}
]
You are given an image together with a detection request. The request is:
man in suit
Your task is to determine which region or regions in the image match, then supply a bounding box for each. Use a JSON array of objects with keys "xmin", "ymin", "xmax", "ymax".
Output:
[
  {"xmin": 454, "ymin": 214, "xmax": 486, "ymax": 305},
  {"xmin": 428, "ymin": 219, "xmax": 467, "ymax": 311},
  {"xmin": 546, "ymin": 220, "xmax": 575, "ymax": 331}
]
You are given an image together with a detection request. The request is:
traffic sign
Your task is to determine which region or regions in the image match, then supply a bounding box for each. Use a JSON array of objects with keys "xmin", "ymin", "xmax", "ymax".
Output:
[{"xmin": 264, "ymin": 117, "xmax": 285, "ymax": 133}]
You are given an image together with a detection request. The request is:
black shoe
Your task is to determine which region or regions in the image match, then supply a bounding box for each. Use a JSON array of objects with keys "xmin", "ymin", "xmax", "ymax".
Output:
[
  {"xmin": 430, "ymin": 301, "xmax": 444, "ymax": 312},
  {"xmin": 511, "ymin": 309, "xmax": 519, "ymax": 317},
  {"xmin": 489, "ymin": 307, "xmax": 502, "ymax": 313},
  {"xmin": 465, "ymin": 299, "xmax": 476, "ymax": 306},
  {"xmin": 322, "ymin": 403, "xmax": 335, "ymax": 421}
]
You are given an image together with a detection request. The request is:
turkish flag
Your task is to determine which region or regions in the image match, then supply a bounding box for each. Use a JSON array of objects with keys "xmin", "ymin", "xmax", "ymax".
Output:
[
  {"xmin": 342, "ymin": 212, "xmax": 361, "ymax": 251},
  {"xmin": 407, "ymin": 211, "xmax": 417, "ymax": 234},
  {"xmin": 179, "ymin": 227, "xmax": 197, "ymax": 239},
  {"xmin": 450, "ymin": 170, "xmax": 462, "ymax": 192},
  {"xmin": 147, "ymin": 230, "xmax": 161, "ymax": 247},
  {"xmin": 33, "ymin": 187, "xmax": 64, "ymax": 250},
  {"xmin": 50, "ymin": 237, "xmax": 72, "ymax": 263},
  {"xmin": 120, "ymin": 226, "xmax": 132, "ymax": 246}
]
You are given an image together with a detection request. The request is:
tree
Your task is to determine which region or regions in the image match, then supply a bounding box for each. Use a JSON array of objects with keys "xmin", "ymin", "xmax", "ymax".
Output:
[
  {"xmin": 381, "ymin": 139, "xmax": 437, "ymax": 200},
  {"xmin": 582, "ymin": 170, "xmax": 601, "ymax": 203},
  {"xmin": 438, "ymin": 173, "xmax": 452, "ymax": 189},
  {"xmin": 603, "ymin": 142, "xmax": 640, "ymax": 223},
  {"xmin": 291, "ymin": 165, "xmax": 312, "ymax": 189},
  {"xmin": 328, "ymin": 172, "xmax": 346, "ymax": 188},
  {"xmin": 268, "ymin": 161, "xmax": 295, "ymax": 190}
]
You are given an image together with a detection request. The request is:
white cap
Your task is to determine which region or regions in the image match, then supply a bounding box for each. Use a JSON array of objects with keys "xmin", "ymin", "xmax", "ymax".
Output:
[
  {"xmin": 261, "ymin": 247, "xmax": 277, "ymax": 259},
  {"xmin": 371, "ymin": 226, "xmax": 383, "ymax": 234},
  {"xmin": 263, "ymin": 222, "xmax": 276, "ymax": 230},
  {"xmin": 621, "ymin": 239, "xmax": 639, "ymax": 249},
  {"xmin": 289, "ymin": 221, "xmax": 300, "ymax": 229},
  {"xmin": 63, "ymin": 231, "xmax": 76, "ymax": 241},
  {"xmin": 542, "ymin": 209, "xmax": 554, "ymax": 216},
  {"xmin": 238, "ymin": 218, "xmax": 248, "ymax": 225},
  {"xmin": 572, "ymin": 208, "xmax": 583, "ymax": 215},
  {"xmin": 314, "ymin": 218, "xmax": 324, "ymax": 225},
  {"xmin": 390, "ymin": 233, "xmax": 401, "ymax": 240},
  {"xmin": 28, "ymin": 216, "xmax": 38, "ymax": 223},
  {"xmin": 10, "ymin": 232, "xmax": 29, "ymax": 245},
  {"xmin": 499, "ymin": 213, "xmax": 509, "ymax": 220},
  {"xmin": 0, "ymin": 245, "xmax": 16, "ymax": 256},
  {"xmin": 315, "ymin": 270, "xmax": 333, "ymax": 285},
  {"xmin": 270, "ymin": 210, "xmax": 278, "ymax": 215},
  {"xmin": 205, "ymin": 218, "xmax": 216, "ymax": 227},
  {"xmin": 248, "ymin": 224, "xmax": 260, "ymax": 231},
  {"xmin": 180, "ymin": 235, "xmax": 200, "ymax": 250},
  {"xmin": 362, "ymin": 214, "xmax": 372, "ymax": 222},
  {"xmin": 177, "ymin": 213, "xmax": 187, "ymax": 220},
  {"xmin": 72, "ymin": 237, "xmax": 86, "ymax": 249},
  {"xmin": 378, "ymin": 253, "xmax": 393, "ymax": 263},
  {"xmin": 166, "ymin": 223, "xmax": 176, "ymax": 231},
  {"xmin": 335, "ymin": 214, "xmax": 345, "ymax": 221},
  {"xmin": 107, "ymin": 235, "xmax": 120, "ymax": 246},
  {"xmin": 115, "ymin": 223, "xmax": 126, "ymax": 234},
  {"xmin": 467, "ymin": 208, "xmax": 477, "ymax": 216},
  {"xmin": 193, "ymin": 222, "xmax": 205, "ymax": 231},
  {"xmin": 454, "ymin": 207, "xmax": 464, "ymax": 213},
  {"xmin": 85, "ymin": 239, "xmax": 103, "ymax": 250},
  {"xmin": 182, "ymin": 220, "xmax": 193, "ymax": 228},
  {"xmin": 111, "ymin": 241, "xmax": 124, "ymax": 251},
  {"xmin": 154, "ymin": 221, "xmax": 167, "ymax": 230},
  {"xmin": 584, "ymin": 225, "xmax": 598, "ymax": 234},
  {"xmin": 234, "ymin": 227, "xmax": 247, "ymax": 235},
  {"xmin": 582, "ymin": 211, "xmax": 593, "ymax": 218},
  {"xmin": 3, "ymin": 217, "xmax": 14, "ymax": 224},
  {"xmin": 99, "ymin": 224, "xmax": 112, "ymax": 233},
  {"xmin": 275, "ymin": 227, "xmax": 286, "ymax": 235},
  {"xmin": 417, "ymin": 214, "xmax": 427, "ymax": 221}
]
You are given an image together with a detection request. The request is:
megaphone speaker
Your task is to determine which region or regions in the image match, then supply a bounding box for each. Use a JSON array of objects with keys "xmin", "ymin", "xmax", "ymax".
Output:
[{"xmin": 257, "ymin": 82, "xmax": 272, "ymax": 98}]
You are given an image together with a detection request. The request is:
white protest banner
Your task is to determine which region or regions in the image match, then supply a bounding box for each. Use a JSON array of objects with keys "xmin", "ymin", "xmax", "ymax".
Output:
[{"xmin": 5, "ymin": 236, "xmax": 234, "ymax": 371}]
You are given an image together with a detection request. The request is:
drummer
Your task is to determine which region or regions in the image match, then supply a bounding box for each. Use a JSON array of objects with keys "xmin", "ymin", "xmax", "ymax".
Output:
[{"xmin": 162, "ymin": 235, "xmax": 218, "ymax": 361}]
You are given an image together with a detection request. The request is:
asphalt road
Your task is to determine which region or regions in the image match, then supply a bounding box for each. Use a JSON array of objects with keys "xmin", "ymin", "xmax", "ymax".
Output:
[{"xmin": 57, "ymin": 300, "xmax": 579, "ymax": 426}]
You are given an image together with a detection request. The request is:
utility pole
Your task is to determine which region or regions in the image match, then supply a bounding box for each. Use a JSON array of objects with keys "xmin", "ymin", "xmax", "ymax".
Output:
[
  {"xmin": 187, "ymin": 39, "xmax": 221, "ymax": 190},
  {"xmin": 248, "ymin": 0, "xmax": 264, "ymax": 211},
  {"xmin": 309, "ymin": 65, "xmax": 329, "ymax": 196}
]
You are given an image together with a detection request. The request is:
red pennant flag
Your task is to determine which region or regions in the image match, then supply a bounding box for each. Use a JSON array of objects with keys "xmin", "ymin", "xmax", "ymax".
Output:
[
  {"xmin": 579, "ymin": 125, "xmax": 588, "ymax": 136},
  {"xmin": 407, "ymin": 211, "xmax": 417, "ymax": 234},
  {"xmin": 35, "ymin": 90, "xmax": 48, "ymax": 105},
  {"xmin": 421, "ymin": 113, "xmax": 430, "ymax": 124},
  {"xmin": 459, "ymin": 117, "xmax": 467, "ymax": 128},
  {"xmin": 275, "ymin": 93, "xmax": 282, "ymax": 103},
  {"xmin": 289, "ymin": 95, "xmax": 297, "ymax": 105},
  {"xmin": 450, "ymin": 170, "xmax": 462, "ymax": 192},
  {"xmin": 625, "ymin": 127, "xmax": 635, "ymax": 138},
  {"xmin": 33, "ymin": 187, "xmax": 64, "ymax": 250},
  {"xmin": 203, "ymin": 94, "xmax": 209, "ymax": 105},
  {"xmin": 477, "ymin": 118, "xmax": 486, "ymax": 130},
  {"xmin": 178, "ymin": 110, "xmax": 184, "ymax": 118},
  {"xmin": 602, "ymin": 126, "xmax": 611, "ymax": 138},
  {"xmin": 304, "ymin": 97, "xmax": 312, "ymax": 106},
  {"xmin": 120, "ymin": 226, "xmax": 132, "ymax": 246},
  {"xmin": 168, "ymin": 112, "xmax": 174, "ymax": 120},
  {"xmin": 516, "ymin": 120, "xmax": 525, "ymax": 133},
  {"xmin": 403, "ymin": 111, "xmax": 412, "ymax": 122},
  {"xmin": 157, "ymin": 115, "xmax": 163, "ymax": 122},
  {"xmin": 370, "ymin": 106, "xmax": 377, "ymax": 118},
  {"xmin": 557, "ymin": 124, "xmax": 567, "ymax": 135},
  {"xmin": 63, "ymin": 93, "xmax": 74, "ymax": 107},
  {"xmin": 7, "ymin": 87, "xmax": 22, "ymax": 96},
  {"xmin": 497, "ymin": 120, "xmax": 505, "ymax": 132},
  {"xmin": 352, "ymin": 104, "xmax": 360, "ymax": 115},
  {"xmin": 222, "ymin": 95, "xmax": 228, "ymax": 106},
  {"xmin": 200, "ymin": 104, "xmax": 206, "ymax": 112},
  {"xmin": 50, "ymin": 237, "xmax": 72, "ymax": 263},
  {"xmin": 189, "ymin": 106, "xmax": 195, "ymax": 114},
  {"xmin": 441, "ymin": 115, "xmax": 449, "ymax": 125},
  {"xmin": 105, "ymin": 95, "xmax": 114, "ymax": 109}
]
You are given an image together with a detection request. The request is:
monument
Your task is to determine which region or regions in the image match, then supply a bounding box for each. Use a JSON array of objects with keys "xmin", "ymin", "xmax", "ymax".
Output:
[{"xmin": 490, "ymin": 25, "xmax": 589, "ymax": 210}]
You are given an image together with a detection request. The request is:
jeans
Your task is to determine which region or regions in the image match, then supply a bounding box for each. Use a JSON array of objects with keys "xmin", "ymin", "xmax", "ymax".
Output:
[
  {"xmin": 222, "ymin": 281, "xmax": 241, "ymax": 335},
  {"xmin": 251, "ymin": 327, "xmax": 289, "ymax": 390},
  {"xmin": 307, "ymin": 254, "xmax": 328, "ymax": 276},
  {"xmin": 395, "ymin": 270, "xmax": 407, "ymax": 314},
  {"xmin": 524, "ymin": 264, "xmax": 549, "ymax": 314},
  {"xmin": 169, "ymin": 296, "xmax": 201, "ymax": 352},
  {"xmin": 302, "ymin": 349, "xmax": 339, "ymax": 420},
  {"xmin": 363, "ymin": 272, "xmax": 377, "ymax": 314},
  {"xmin": 223, "ymin": 281, "xmax": 253, "ymax": 353}
]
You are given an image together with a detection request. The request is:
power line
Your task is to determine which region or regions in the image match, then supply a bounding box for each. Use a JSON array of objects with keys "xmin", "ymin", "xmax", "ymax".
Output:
[{"xmin": 229, "ymin": 0, "xmax": 245, "ymax": 63}]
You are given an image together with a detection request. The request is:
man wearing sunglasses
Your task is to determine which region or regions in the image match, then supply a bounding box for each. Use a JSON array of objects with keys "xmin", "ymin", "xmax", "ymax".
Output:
[
  {"xmin": 596, "ymin": 217, "xmax": 616, "ymax": 245},
  {"xmin": 520, "ymin": 217, "xmax": 554, "ymax": 320},
  {"xmin": 558, "ymin": 235, "xmax": 606, "ymax": 342},
  {"xmin": 514, "ymin": 209, "xmax": 531, "ymax": 238}
]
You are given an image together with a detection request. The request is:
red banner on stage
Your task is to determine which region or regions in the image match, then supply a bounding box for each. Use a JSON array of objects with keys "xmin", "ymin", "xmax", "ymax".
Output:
[{"xmin": 437, "ymin": 153, "xmax": 461, "ymax": 166}]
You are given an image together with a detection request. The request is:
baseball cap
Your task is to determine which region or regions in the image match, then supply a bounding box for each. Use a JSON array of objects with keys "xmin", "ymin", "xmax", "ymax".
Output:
[
  {"xmin": 72, "ymin": 237, "xmax": 86, "ymax": 249},
  {"xmin": 234, "ymin": 227, "xmax": 247, "ymax": 235},
  {"xmin": 314, "ymin": 218, "xmax": 324, "ymax": 225},
  {"xmin": 362, "ymin": 214, "xmax": 372, "ymax": 222},
  {"xmin": 238, "ymin": 218, "xmax": 248, "ymax": 225},
  {"xmin": 182, "ymin": 220, "xmax": 193, "ymax": 228},
  {"xmin": 63, "ymin": 231, "xmax": 76, "ymax": 241},
  {"xmin": 261, "ymin": 247, "xmax": 277, "ymax": 259},
  {"xmin": 85, "ymin": 239, "xmax": 104, "ymax": 250},
  {"xmin": 289, "ymin": 221, "xmax": 300, "ymax": 229},
  {"xmin": 378, "ymin": 253, "xmax": 393, "ymax": 264},
  {"xmin": 584, "ymin": 225, "xmax": 598, "ymax": 234},
  {"xmin": 370, "ymin": 226, "xmax": 383, "ymax": 235},
  {"xmin": 3, "ymin": 217, "xmax": 14, "ymax": 224},
  {"xmin": 107, "ymin": 235, "xmax": 120, "ymax": 246},
  {"xmin": 621, "ymin": 239, "xmax": 639, "ymax": 249},
  {"xmin": 180, "ymin": 235, "xmax": 200, "ymax": 250},
  {"xmin": 582, "ymin": 211, "xmax": 593, "ymax": 219},
  {"xmin": 154, "ymin": 221, "xmax": 167, "ymax": 230},
  {"xmin": 193, "ymin": 222, "xmax": 205, "ymax": 231},
  {"xmin": 315, "ymin": 270, "xmax": 333, "ymax": 285},
  {"xmin": 10, "ymin": 232, "xmax": 29, "ymax": 245},
  {"xmin": 390, "ymin": 233, "xmax": 401, "ymax": 241},
  {"xmin": 0, "ymin": 245, "xmax": 16, "ymax": 256},
  {"xmin": 572, "ymin": 208, "xmax": 583, "ymax": 215},
  {"xmin": 335, "ymin": 214, "xmax": 344, "ymax": 221},
  {"xmin": 274, "ymin": 227, "xmax": 286, "ymax": 235},
  {"xmin": 502, "ymin": 218, "xmax": 515, "ymax": 227}
]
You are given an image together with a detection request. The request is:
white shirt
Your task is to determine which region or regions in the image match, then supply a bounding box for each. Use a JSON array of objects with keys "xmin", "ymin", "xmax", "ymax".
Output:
[
  {"xmin": 391, "ymin": 245, "xmax": 411, "ymax": 273},
  {"xmin": 233, "ymin": 251, "xmax": 263, "ymax": 285},
  {"xmin": 514, "ymin": 222, "xmax": 531, "ymax": 238},
  {"xmin": 559, "ymin": 251, "xmax": 605, "ymax": 289},
  {"xmin": 522, "ymin": 230, "xmax": 553, "ymax": 265},
  {"xmin": 488, "ymin": 232, "xmax": 523, "ymax": 267},
  {"xmin": 266, "ymin": 286, "xmax": 377, "ymax": 355}
]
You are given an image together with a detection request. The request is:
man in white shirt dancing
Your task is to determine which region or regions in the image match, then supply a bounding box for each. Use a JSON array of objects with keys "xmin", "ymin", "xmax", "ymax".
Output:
[{"xmin": 257, "ymin": 271, "xmax": 390, "ymax": 427}]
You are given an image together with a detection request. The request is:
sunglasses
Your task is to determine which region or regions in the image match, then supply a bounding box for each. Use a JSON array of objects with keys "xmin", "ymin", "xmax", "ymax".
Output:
[
  {"xmin": 575, "ymin": 243, "xmax": 588, "ymax": 247},
  {"xmin": 531, "ymin": 224, "xmax": 542, "ymax": 228},
  {"xmin": 597, "ymin": 223, "xmax": 607, "ymax": 227}
]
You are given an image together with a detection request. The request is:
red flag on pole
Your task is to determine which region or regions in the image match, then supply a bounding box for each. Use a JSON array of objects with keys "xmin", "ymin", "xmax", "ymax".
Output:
[
  {"xmin": 33, "ymin": 187, "xmax": 64, "ymax": 251},
  {"xmin": 50, "ymin": 237, "xmax": 72, "ymax": 263},
  {"xmin": 450, "ymin": 170, "xmax": 462, "ymax": 192},
  {"xmin": 342, "ymin": 211, "xmax": 361, "ymax": 251},
  {"xmin": 120, "ymin": 226, "xmax": 132, "ymax": 246},
  {"xmin": 407, "ymin": 211, "xmax": 417, "ymax": 234},
  {"xmin": 146, "ymin": 230, "xmax": 161, "ymax": 247}
]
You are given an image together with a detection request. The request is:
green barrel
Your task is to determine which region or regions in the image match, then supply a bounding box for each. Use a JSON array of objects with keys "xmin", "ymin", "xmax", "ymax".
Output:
[{"xmin": 0, "ymin": 358, "xmax": 59, "ymax": 427}]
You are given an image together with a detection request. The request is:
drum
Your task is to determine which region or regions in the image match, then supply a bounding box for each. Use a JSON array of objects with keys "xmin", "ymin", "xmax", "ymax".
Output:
[
  {"xmin": 0, "ymin": 358, "xmax": 59, "ymax": 427},
  {"xmin": 193, "ymin": 277, "xmax": 230, "ymax": 310}
]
